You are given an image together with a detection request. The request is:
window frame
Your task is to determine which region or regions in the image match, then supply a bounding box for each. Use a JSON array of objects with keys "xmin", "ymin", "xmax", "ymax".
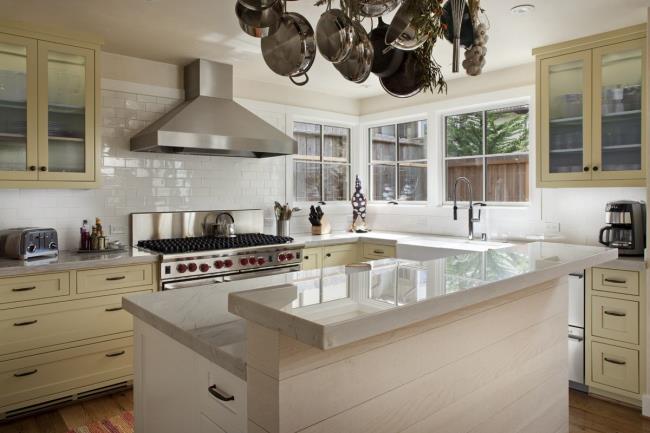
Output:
[
  {"xmin": 368, "ymin": 119, "xmax": 429, "ymax": 204},
  {"xmin": 292, "ymin": 120, "xmax": 353, "ymax": 204},
  {"xmin": 442, "ymin": 103, "xmax": 531, "ymax": 207}
]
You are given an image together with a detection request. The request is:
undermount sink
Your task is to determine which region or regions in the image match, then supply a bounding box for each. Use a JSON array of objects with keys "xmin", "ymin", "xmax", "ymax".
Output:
[{"xmin": 396, "ymin": 237, "xmax": 513, "ymax": 261}]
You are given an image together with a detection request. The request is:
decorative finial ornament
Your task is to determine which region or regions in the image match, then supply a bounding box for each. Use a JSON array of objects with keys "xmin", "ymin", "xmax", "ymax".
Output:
[{"xmin": 351, "ymin": 175, "xmax": 369, "ymax": 233}]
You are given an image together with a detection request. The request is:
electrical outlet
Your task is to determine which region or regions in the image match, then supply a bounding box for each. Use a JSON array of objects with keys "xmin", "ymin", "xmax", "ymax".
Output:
[
  {"xmin": 543, "ymin": 222, "xmax": 560, "ymax": 234},
  {"xmin": 110, "ymin": 225, "xmax": 127, "ymax": 235}
]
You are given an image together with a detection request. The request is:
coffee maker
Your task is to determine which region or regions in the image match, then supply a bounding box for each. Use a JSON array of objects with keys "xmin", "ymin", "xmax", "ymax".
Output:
[{"xmin": 599, "ymin": 201, "xmax": 646, "ymax": 256}]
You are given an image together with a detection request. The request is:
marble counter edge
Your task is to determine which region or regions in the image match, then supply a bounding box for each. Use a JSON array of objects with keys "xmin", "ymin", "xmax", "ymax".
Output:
[
  {"xmin": 597, "ymin": 257, "xmax": 647, "ymax": 272},
  {"xmin": 122, "ymin": 294, "xmax": 247, "ymax": 380},
  {"xmin": 228, "ymin": 248, "xmax": 618, "ymax": 350}
]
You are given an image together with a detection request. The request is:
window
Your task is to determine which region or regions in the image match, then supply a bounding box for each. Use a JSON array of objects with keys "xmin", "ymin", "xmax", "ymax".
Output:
[
  {"xmin": 293, "ymin": 122, "xmax": 351, "ymax": 202},
  {"xmin": 444, "ymin": 105, "xmax": 530, "ymax": 203},
  {"xmin": 369, "ymin": 120, "xmax": 427, "ymax": 202}
]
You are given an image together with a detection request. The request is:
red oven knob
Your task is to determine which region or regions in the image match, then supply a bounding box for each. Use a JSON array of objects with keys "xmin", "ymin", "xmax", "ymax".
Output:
[
  {"xmin": 249, "ymin": 256, "xmax": 256, "ymax": 266},
  {"xmin": 257, "ymin": 257, "xmax": 266, "ymax": 265},
  {"xmin": 214, "ymin": 260, "xmax": 224, "ymax": 269},
  {"xmin": 286, "ymin": 253, "xmax": 294, "ymax": 261},
  {"xmin": 200, "ymin": 264, "xmax": 210, "ymax": 273},
  {"xmin": 240, "ymin": 258, "xmax": 249, "ymax": 266},
  {"xmin": 188, "ymin": 263, "xmax": 198, "ymax": 272},
  {"xmin": 224, "ymin": 259, "xmax": 233, "ymax": 268},
  {"xmin": 176, "ymin": 264, "xmax": 188, "ymax": 273},
  {"xmin": 278, "ymin": 253, "xmax": 286, "ymax": 262}
]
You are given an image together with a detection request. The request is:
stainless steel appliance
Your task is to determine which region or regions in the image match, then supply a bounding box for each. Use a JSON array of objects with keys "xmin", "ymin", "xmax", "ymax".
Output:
[
  {"xmin": 568, "ymin": 272, "xmax": 586, "ymax": 391},
  {"xmin": 131, "ymin": 210, "xmax": 303, "ymax": 290},
  {"xmin": 0, "ymin": 227, "xmax": 58, "ymax": 260},
  {"xmin": 130, "ymin": 60, "xmax": 297, "ymax": 158},
  {"xmin": 599, "ymin": 200, "xmax": 646, "ymax": 256}
]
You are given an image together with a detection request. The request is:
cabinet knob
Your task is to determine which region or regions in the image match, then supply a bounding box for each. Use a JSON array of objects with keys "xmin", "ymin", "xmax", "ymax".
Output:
[
  {"xmin": 583, "ymin": 166, "xmax": 590, "ymax": 172},
  {"xmin": 326, "ymin": 253, "xmax": 332, "ymax": 258},
  {"xmin": 593, "ymin": 166, "xmax": 599, "ymax": 172},
  {"xmin": 39, "ymin": 166, "xmax": 47, "ymax": 172},
  {"xmin": 304, "ymin": 256, "xmax": 309, "ymax": 260},
  {"xmin": 29, "ymin": 165, "xmax": 36, "ymax": 171}
]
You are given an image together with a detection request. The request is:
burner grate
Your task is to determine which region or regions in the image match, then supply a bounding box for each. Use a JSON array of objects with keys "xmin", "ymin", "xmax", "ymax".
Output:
[{"xmin": 137, "ymin": 233, "xmax": 293, "ymax": 254}]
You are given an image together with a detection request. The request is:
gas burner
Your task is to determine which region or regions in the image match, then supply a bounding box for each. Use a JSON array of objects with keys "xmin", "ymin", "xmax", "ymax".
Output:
[{"xmin": 137, "ymin": 233, "xmax": 294, "ymax": 254}]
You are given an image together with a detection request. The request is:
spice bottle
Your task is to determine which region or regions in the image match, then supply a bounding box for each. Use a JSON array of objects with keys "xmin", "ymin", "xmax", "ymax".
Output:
[{"xmin": 90, "ymin": 226, "xmax": 99, "ymax": 251}]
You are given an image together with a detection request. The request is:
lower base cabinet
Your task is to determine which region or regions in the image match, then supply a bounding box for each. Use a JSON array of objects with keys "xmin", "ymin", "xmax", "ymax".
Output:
[
  {"xmin": 301, "ymin": 241, "xmax": 396, "ymax": 271},
  {"xmin": 134, "ymin": 319, "xmax": 246, "ymax": 433}
]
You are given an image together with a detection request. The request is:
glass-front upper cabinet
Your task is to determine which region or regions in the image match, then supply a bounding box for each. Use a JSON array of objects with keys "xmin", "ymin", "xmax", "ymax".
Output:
[
  {"xmin": 592, "ymin": 39, "xmax": 645, "ymax": 180},
  {"xmin": 0, "ymin": 33, "xmax": 37, "ymax": 180},
  {"xmin": 38, "ymin": 41, "xmax": 95, "ymax": 181},
  {"xmin": 540, "ymin": 51, "xmax": 592, "ymax": 182}
]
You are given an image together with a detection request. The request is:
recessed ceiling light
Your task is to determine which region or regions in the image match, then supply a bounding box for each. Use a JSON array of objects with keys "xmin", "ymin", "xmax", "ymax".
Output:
[{"xmin": 511, "ymin": 4, "xmax": 535, "ymax": 15}]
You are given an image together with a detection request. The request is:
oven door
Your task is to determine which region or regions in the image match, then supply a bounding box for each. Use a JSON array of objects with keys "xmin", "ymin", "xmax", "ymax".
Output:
[{"xmin": 161, "ymin": 264, "xmax": 301, "ymax": 290}]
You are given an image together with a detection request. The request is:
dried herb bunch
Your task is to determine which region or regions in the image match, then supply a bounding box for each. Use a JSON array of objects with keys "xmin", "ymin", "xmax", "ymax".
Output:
[{"xmin": 410, "ymin": 0, "xmax": 447, "ymax": 94}]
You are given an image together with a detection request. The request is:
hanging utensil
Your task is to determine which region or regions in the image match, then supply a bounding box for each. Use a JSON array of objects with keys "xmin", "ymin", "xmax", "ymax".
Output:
[
  {"xmin": 334, "ymin": 20, "xmax": 374, "ymax": 83},
  {"xmin": 385, "ymin": 0, "xmax": 428, "ymax": 51},
  {"xmin": 441, "ymin": 0, "xmax": 475, "ymax": 50},
  {"xmin": 379, "ymin": 50, "xmax": 424, "ymax": 98},
  {"xmin": 238, "ymin": 0, "xmax": 278, "ymax": 11},
  {"xmin": 450, "ymin": 0, "xmax": 465, "ymax": 72},
  {"xmin": 369, "ymin": 16, "xmax": 405, "ymax": 78},
  {"xmin": 236, "ymin": 0, "xmax": 283, "ymax": 38},
  {"xmin": 316, "ymin": 0, "xmax": 356, "ymax": 64},
  {"xmin": 261, "ymin": 1, "xmax": 317, "ymax": 86},
  {"xmin": 356, "ymin": 0, "xmax": 402, "ymax": 18}
]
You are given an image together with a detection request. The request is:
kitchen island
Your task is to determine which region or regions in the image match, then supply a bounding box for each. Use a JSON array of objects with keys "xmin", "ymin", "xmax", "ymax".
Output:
[{"xmin": 123, "ymin": 241, "xmax": 617, "ymax": 433}]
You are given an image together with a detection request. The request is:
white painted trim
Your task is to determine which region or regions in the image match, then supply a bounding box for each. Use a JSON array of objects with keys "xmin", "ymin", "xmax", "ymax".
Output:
[
  {"xmin": 643, "ymin": 393, "xmax": 650, "ymax": 416},
  {"xmin": 101, "ymin": 78, "xmax": 184, "ymax": 99}
]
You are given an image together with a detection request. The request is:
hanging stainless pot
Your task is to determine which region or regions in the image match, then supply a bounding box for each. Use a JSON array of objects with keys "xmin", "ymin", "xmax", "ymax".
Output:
[
  {"xmin": 261, "ymin": 10, "xmax": 316, "ymax": 86},
  {"xmin": 236, "ymin": 0, "xmax": 282, "ymax": 38},
  {"xmin": 238, "ymin": 0, "xmax": 277, "ymax": 11},
  {"xmin": 385, "ymin": 0, "xmax": 428, "ymax": 51},
  {"xmin": 316, "ymin": 0, "xmax": 355, "ymax": 64},
  {"xmin": 334, "ymin": 20, "xmax": 374, "ymax": 83},
  {"xmin": 369, "ymin": 16, "xmax": 404, "ymax": 78},
  {"xmin": 358, "ymin": 0, "xmax": 402, "ymax": 17},
  {"xmin": 379, "ymin": 51, "xmax": 424, "ymax": 98}
]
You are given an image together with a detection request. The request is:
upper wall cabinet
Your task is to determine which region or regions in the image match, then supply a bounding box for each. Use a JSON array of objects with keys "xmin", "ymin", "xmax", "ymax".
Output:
[
  {"xmin": 0, "ymin": 24, "xmax": 101, "ymax": 188},
  {"xmin": 535, "ymin": 25, "xmax": 646, "ymax": 188}
]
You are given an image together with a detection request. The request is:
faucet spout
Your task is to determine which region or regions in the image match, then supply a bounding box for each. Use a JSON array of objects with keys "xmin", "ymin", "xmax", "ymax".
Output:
[{"xmin": 452, "ymin": 177, "xmax": 477, "ymax": 240}]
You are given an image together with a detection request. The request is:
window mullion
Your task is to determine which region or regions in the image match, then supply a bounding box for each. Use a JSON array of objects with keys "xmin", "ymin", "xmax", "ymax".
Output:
[
  {"xmin": 394, "ymin": 123, "xmax": 398, "ymax": 201},
  {"xmin": 482, "ymin": 110, "xmax": 487, "ymax": 202}
]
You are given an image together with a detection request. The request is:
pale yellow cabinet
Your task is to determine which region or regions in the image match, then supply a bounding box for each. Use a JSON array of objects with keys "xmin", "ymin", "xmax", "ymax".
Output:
[
  {"xmin": 535, "ymin": 25, "xmax": 646, "ymax": 187},
  {"xmin": 322, "ymin": 244, "xmax": 359, "ymax": 268},
  {"xmin": 0, "ymin": 25, "xmax": 100, "ymax": 188},
  {"xmin": 301, "ymin": 248, "xmax": 322, "ymax": 271}
]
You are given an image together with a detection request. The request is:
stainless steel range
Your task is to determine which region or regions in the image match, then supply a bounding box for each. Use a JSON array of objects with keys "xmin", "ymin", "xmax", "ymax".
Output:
[{"xmin": 131, "ymin": 209, "xmax": 303, "ymax": 290}]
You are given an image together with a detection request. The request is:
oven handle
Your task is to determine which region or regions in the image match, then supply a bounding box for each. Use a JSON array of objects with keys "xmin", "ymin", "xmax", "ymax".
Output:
[
  {"xmin": 223, "ymin": 265, "xmax": 300, "ymax": 282},
  {"xmin": 162, "ymin": 277, "xmax": 224, "ymax": 290}
]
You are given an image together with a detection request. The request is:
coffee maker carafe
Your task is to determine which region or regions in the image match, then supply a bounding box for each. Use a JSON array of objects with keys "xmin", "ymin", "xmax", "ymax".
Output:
[{"xmin": 599, "ymin": 201, "xmax": 646, "ymax": 256}]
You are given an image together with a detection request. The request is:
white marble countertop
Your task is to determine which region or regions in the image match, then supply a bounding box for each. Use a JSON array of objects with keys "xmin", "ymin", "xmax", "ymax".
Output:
[
  {"xmin": 0, "ymin": 248, "xmax": 159, "ymax": 277},
  {"xmin": 597, "ymin": 256, "xmax": 646, "ymax": 272},
  {"xmin": 229, "ymin": 242, "xmax": 618, "ymax": 350}
]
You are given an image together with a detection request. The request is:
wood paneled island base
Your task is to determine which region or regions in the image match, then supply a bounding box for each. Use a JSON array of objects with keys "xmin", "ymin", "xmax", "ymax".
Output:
[{"xmin": 245, "ymin": 278, "xmax": 570, "ymax": 433}]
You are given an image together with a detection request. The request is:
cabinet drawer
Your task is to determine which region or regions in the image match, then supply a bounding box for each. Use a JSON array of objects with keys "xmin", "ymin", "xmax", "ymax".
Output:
[
  {"xmin": 0, "ymin": 273, "xmax": 70, "ymax": 305},
  {"xmin": 592, "ymin": 268, "xmax": 640, "ymax": 296},
  {"xmin": 362, "ymin": 243, "xmax": 396, "ymax": 259},
  {"xmin": 323, "ymin": 244, "xmax": 358, "ymax": 267},
  {"xmin": 198, "ymin": 355, "xmax": 246, "ymax": 433},
  {"xmin": 0, "ymin": 337, "xmax": 132, "ymax": 409},
  {"xmin": 77, "ymin": 264, "xmax": 153, "ymax": 294},
  {"xmin": 591, "ymin": 342, "xmax": 639, "ymax": 394},
  {"xmin": 0, "ymin": 291, "xmax": 147, "ymax": 356},
  {"xmin": 591, "ymin": 296, "xmax": 639, "ymax": 344}
]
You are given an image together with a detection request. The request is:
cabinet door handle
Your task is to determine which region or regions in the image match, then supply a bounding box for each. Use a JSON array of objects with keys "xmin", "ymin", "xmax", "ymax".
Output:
[
  {"xmin": 14, "ymin": 319, "xmax": 38, "ymax": 327},
  {"xmin": 14, "ymin": 369, "xmax": 38, "ymax": 377},
  {"xmin": 39, "ymin": 166, "xmax": 47, "ymax": 172},
  {"xmin": 568, "ymin": 334, "xmax": 584, "ymax": 342},
  {"xmin": 373, "ymin": 250, "xmax": 385, "ymax": 254},
  {"xmin": 304, "ymin": 255, "xmax": 309, "ymax": 260},
  {"xmin": 603, "ymin": 310, "xmax": 626, "ymax": 317},
  {"xmin": 29, "ymin": 165, "xmax": 36, "ymax": 171},
  {"xmin": 208, "ymin": 385, "xmax": 234, "ymax": 402},
  {"xmin": 325, "ymin": 253, "xmax": 332, "ymax": 257},
  {"xmin": 604, "ymin": 357, "xmax": 626, "ymax": 366},
  {"xmin": 12, "ymin": 286, "xmax": 36, "ymax": 292},
  {"xmin": 583, "ymin": 166, "xmax": 590, "ymax": 172},
  {"xmin": 106, "ymin": 276, "xmax": 126, "ymax": 281},
  {"xmin": 105, "ymin": 307, "xmax": 123, "ymax": 312},
  {"xmin": 593, "ymin": 166, "xmax": 599, "ymax": 172},
  {"xmin": 105, "ymin": 350, "xmax": 126, "ymax": 358},
  {"xmin": 604, "ymin": 278, "xmax": 626, "ymax": 284}
]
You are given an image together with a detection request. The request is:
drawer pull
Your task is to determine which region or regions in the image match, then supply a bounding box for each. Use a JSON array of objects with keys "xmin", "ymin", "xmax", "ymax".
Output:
[
  {"xmin": 326, "ymin": 253, "xmax": 332, "ymax": 258},
  {"xmin": 13, "ymin": 319, "xmax": 38, "ymax": 327},
  {"xmin": 106, "ymin": 276, "xmax": 126, "ymax": 281},
  {"xmin": 208, "ymin": 384, "xmax": 234, "ymax": 402},
  {"xmin": 604, "ymin": 357, "xmax": 626, "ymax": 366},
  {"xmin": 604, "ymin": 278, "xmax": 627, "ymax": 284},
  {"xmin": 105, "ymin": 307, "xmax": 123, "ymax": 312},
  {"xmin": 304, "ymin": 256, "xmax": 309, "ymax": 260},
  {"xmin": 105, "ymin": 350, "xmax": 126, "ymax": 358},
  {"xmin": 14, "ymin": 369, "xmax": 38, "ymax": 377},
  {"xmin": 373, "ymin": 249, "xmax": 385, "ymax": 255},
  {"xmin": 603, "ymin": 310, "xmax": 626, "ymax": 317},
  {"xmin": 568, "ymin": 334, "xmax": 584, "ymax": 342},
  {"xmin": 11, "ymin": 286, "xmax": 36, "ymax": 292}
]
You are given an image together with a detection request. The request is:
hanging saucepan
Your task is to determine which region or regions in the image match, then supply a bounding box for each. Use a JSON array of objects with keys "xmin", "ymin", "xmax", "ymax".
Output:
[
  {"xmin": 239, "ymin": 0, "xmax": 299, "ymax": 11},
  {"xmin": 261, "ymin": 7, "xmax": 316, "ymax": 86},
  {"xmin": 441, "ymin": 0, "xmax": 475, "ymax": 48},
  {"xmin": 385, "ymin": 0, "xmax": 428, "ymax": 51},
  {"xmin": 369, "ymin": 16, "xmax": 404, "ymax": 78},
  {"xmin": 316, "ymin": 0, "xmax": 355, "ymax": 64},
  {"xmin": 334, "ymin": 20, "xmax": 374, "ymax": 83},
  {"xmin": 358, "ymin": 0, "xmax": 402, "ymax": 18},
  {"xmin": 379, "ymin": 51, "xmax": 424, "ymax": 98},
  {"xmin": 236, "ymin": 0, "xmax": 283, "ymax": 38}
]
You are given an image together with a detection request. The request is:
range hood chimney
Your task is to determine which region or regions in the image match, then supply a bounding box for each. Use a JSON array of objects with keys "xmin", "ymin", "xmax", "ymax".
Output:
[{"xmin": 130, "ymin": 59, "xmax": 297, "ymax": 158}]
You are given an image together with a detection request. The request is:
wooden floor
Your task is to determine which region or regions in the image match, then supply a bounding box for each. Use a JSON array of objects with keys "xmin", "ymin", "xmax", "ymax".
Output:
[{"xmin": 0, "ymin": 389, "xmax": 649, "ymax": 432}]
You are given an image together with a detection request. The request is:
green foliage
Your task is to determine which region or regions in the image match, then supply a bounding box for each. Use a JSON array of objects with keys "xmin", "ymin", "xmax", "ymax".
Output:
[{"xmin": 446, "ymin": 112, "xmax": 482, "ymax": 156}]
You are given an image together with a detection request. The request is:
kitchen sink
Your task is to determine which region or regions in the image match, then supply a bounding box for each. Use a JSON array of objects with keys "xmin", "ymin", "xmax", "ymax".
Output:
[{"xmin": 396, "ymin": 237, "xmax": 513, "ymax": 261}]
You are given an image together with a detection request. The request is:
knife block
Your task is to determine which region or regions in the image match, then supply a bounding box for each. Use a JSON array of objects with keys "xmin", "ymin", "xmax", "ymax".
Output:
[{"xmin": 311, "ymin": 216, "xmax": 331, "ymax": 235}]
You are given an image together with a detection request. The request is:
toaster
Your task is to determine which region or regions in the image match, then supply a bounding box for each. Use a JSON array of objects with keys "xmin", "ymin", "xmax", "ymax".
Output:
[{"xmin": 0, "ymin": 228, "xmax": 59, "ymax": 260}]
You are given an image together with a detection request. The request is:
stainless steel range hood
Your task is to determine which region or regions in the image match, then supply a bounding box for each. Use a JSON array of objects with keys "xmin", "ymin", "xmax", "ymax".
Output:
[{"xmin": 130, "ymin": 59, "xmax": 297, "ymax": 158}]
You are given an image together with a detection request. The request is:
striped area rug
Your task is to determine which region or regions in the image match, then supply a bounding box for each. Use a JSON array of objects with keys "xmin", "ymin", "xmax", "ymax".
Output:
[{"xmin": 66, "ymin": 410, "xmax": 134, "ymax": 433}]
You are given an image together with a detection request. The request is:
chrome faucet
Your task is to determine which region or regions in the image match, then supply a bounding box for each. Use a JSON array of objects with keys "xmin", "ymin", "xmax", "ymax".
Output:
[{"xmin": 452, "ymin": 177, "xmax": 486, "ymax": 241}]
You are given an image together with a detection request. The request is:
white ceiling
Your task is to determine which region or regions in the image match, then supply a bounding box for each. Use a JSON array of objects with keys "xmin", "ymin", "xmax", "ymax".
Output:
[{"xmin": 3, "ymin": 0, "xmax": 649, "ymax": 98}]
